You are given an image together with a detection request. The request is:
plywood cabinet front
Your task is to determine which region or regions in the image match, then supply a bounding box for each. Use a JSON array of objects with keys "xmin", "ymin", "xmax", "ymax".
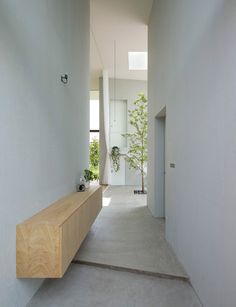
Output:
[{"xmin": 16, "ymin": 185, "xmax": 102, "ymax": 278}]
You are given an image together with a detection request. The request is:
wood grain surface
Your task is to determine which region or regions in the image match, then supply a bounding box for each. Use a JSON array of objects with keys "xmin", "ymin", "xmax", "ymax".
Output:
[{"xmin": 16, "ymin": 185, "xmax": 102, "ymax": 278}]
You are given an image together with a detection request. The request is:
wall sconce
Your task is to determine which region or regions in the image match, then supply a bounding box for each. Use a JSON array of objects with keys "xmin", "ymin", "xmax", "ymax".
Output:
[{"xmin": 61, "ymin": 74, "xmax": 68, "ymax": 84}]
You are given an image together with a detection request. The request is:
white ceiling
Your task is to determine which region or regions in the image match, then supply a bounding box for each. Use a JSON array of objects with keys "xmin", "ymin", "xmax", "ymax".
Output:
[{"xmin": 90, "ymin": 0, "xmax": 153, "ymax": 89}]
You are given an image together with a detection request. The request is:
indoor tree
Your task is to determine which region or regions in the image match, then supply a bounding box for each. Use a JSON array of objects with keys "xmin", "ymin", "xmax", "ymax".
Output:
[{"xmin": 123, "ymin": 93, "xmax": 148, "ymax": 194}]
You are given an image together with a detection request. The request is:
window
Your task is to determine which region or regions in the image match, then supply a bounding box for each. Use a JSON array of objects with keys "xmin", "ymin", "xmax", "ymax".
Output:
[
  {"xmin": 128, "ymin": 52, "xmax": 147, "ymax": 70},
  {"xmin": 90, "ymin": 92, "xmax": 100, "ymax": 181},
  {"xmin": 90, "ymin": 94, "xmax": 99, "ymax": 142}
]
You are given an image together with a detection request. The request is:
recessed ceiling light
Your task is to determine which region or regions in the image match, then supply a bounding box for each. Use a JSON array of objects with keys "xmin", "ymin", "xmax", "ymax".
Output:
[{"xmin": 128, "ymin": 52, "xmax": 147, "ymax": 70}]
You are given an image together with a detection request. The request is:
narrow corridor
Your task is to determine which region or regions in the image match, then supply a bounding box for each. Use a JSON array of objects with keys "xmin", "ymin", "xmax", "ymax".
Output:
[
  {"xmin": 75, "ymin": 186, "xmax": 187, "ymax": 278},
  {"xmin": 28, "ymin": 187, "xmax": 202, "ymax": 307}
]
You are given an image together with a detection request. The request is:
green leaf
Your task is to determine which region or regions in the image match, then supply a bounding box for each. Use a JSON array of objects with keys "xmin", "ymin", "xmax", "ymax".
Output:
[{"xmin": 122, "ymin": 92, "xmax": 148, "ymax": 184}]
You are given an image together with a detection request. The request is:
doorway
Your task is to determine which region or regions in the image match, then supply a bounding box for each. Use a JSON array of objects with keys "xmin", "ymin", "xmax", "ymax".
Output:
[
  {"xmin": 155, "ymin": 107, "xmax": 166, "ymax": 218},
  {"xmin": 109, "ymin": 99, "xmax": 127, "ymax": 185},
  {"xmin": 109, "ymin": 99, "xmax": 127, "ymax": 148}
]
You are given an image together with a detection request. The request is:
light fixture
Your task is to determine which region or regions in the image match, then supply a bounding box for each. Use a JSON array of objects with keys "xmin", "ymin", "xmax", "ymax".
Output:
[
  {"xmin": 128, "ymin": 52, "xmax": 147, "ymax": 70},
  {"xmin": 61, "ymin": 74, "xmax": 68, "ymax": 84}
]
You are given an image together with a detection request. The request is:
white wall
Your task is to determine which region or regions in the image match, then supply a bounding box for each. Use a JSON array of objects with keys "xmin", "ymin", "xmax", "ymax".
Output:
[
  {"xmin": 0, "ymin": 1, "xmax": 89, "ymax": 306},
  {"xmin": 109, "ymin": 78, "xmax": 147, "ymax": 186},
  {"xmin": 148, "ymin": 1, "xmax": 236, "ymax": 307}
]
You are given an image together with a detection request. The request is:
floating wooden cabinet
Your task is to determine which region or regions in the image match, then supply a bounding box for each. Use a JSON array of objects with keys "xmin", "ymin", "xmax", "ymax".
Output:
[{"xmin": 16, "ymin": 185, "xmax": 102, "ymax": 278}]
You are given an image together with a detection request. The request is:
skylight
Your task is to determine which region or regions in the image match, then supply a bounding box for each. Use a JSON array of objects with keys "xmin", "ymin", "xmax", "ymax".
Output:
[{"xmin": 128, "ymin": 52, "xmax": 147, "ymax": 70}]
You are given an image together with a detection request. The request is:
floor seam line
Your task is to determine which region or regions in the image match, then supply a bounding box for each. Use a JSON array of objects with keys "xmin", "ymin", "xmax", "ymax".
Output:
[{"xmin": 72, "ymin": 259, "xmax": 190, "ymax": 282}]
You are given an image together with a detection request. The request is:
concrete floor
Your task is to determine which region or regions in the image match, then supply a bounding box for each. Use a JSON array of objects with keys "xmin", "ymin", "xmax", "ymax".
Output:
[
  {"xmin": 27, "ymin": 186, "xmax": 202, "ymax": 307},
  {"xmin": 28, "ymin": 264, "xmax": 202, "ymax": 307},
  {"xmin": 75, "ymin": 186, "xmax": 187, "ymax": 278}
]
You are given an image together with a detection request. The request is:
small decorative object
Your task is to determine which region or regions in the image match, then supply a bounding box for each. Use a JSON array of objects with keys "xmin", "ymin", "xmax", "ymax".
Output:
[
  {"xmin": 61, "ymin": 74, "xmax": 68, "ymax": 84},
  {"xmin": 110, "ymin": 146, "xmax": 120, "ymax": 172},
  {"xmin": 76, "ymin": 177, "xmax": 86, "ymax": 192},
  {"xmin": 83, "ymin": 169, "xmax": 94, "ymax": 188},
  {"xmin": 76, "ymin": 183, "xmax": 85, "ymax": 192}
]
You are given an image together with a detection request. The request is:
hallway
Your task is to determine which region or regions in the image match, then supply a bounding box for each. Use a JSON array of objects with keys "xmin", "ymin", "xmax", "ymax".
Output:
[
  {"xmin": 74, "ymin": 186, "xmax": 187, "ymax": 278},
  {"xmin": 28, "ymin": 187, "xmax": 202, "ymax": 306}
]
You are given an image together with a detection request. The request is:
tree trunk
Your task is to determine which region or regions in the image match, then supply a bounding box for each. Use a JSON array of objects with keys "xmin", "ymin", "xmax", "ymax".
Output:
[
  {"xmin": 141, "ymin": 135, "xmax": 144, "ymax": 193},
  {"xmin": 141, "ymin": 172, "xmax": 144, "ymax": 193}
]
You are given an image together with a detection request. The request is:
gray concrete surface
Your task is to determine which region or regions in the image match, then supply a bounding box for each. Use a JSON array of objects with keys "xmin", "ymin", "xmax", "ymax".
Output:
[
  {"xmin": 75, "ymin": 186, "xmax": 187, "ymax": 278},
  {"xmin": 27, "ymin": 264, "xmax": 202, "ymax": 307}
]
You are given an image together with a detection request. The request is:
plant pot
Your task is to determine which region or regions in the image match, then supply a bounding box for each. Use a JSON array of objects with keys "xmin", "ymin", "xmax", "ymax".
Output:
[
  {"xmin": 85, "ymin": 181, "xmax": 90, "ymax": 189},
  {"xmin": 134, "ymin": 189, "xmax": 147, "ymax": 194}
]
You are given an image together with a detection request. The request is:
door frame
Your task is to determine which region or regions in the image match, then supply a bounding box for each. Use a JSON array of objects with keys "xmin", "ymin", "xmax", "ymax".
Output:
[{"xmin": 155, "ymin": 107, "xmax": 166, "ymax": 218}]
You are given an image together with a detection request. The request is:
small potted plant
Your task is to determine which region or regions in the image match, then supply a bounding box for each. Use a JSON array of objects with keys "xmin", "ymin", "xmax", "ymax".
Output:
[
  {"xmin": 110, "ymin": 146, "xmax": 120, "ymax": 172},
  {"xmin": 83, "ymin": 169, "xmax": 94, "ymax": 188}
]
